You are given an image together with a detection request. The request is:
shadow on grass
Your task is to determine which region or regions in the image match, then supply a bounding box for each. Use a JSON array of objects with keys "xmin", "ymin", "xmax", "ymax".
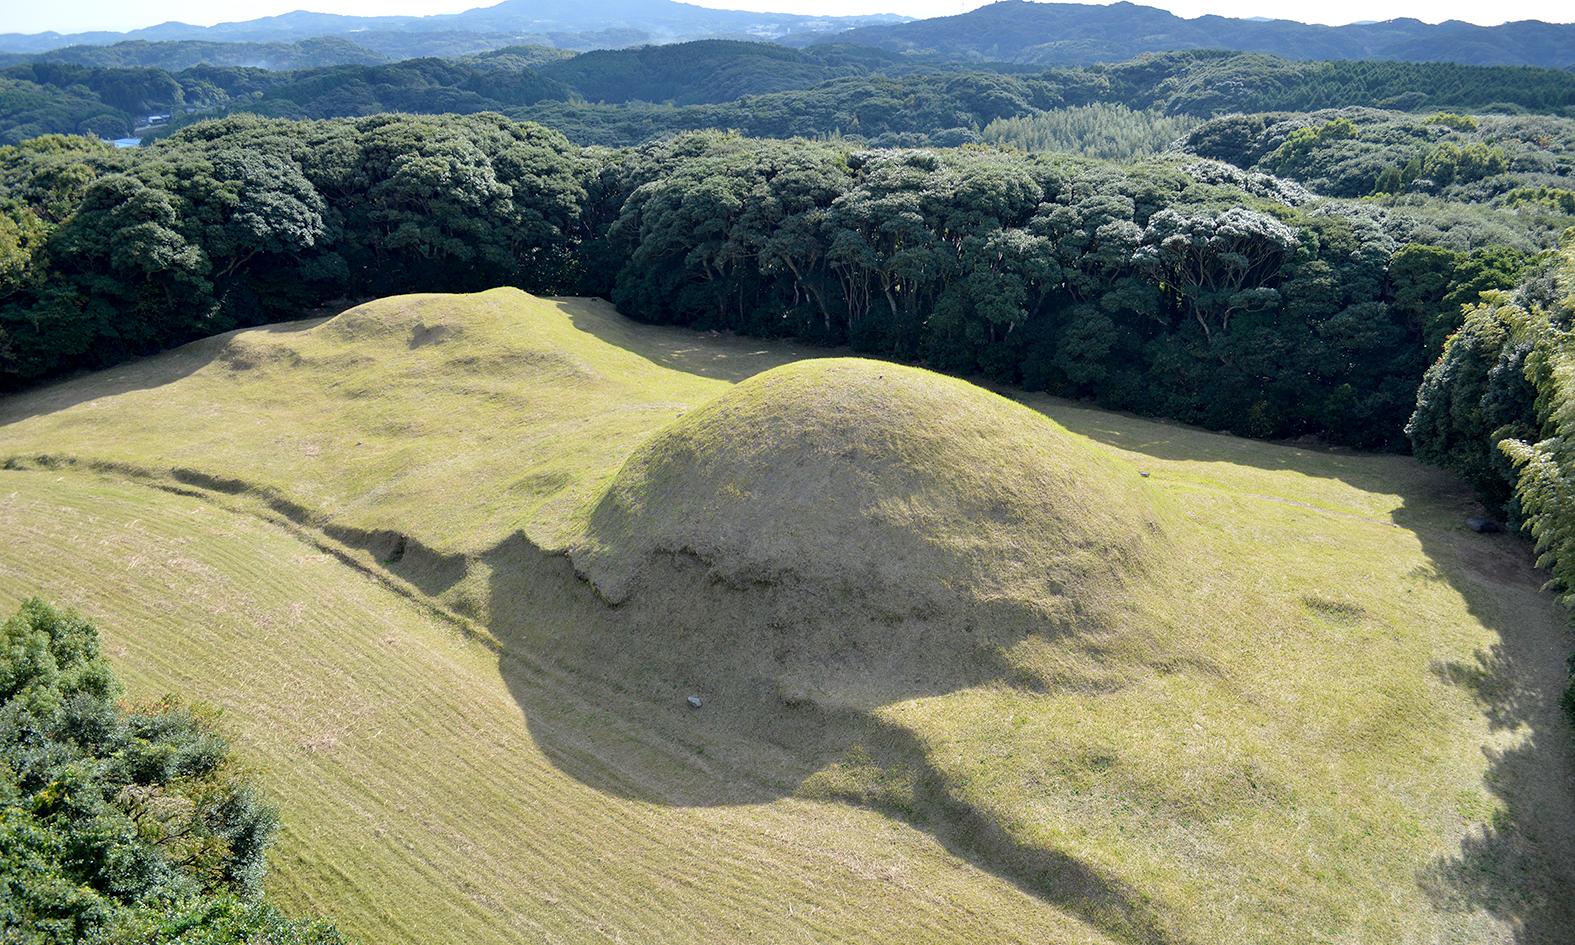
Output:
[
  {"xmin": 550, "ymin": 297, "xmax": 826, "ymax": 383},
  {"xmin": 470, "ymin": 421, "xmax": 1575, "ymax": 945},
  {"xmin": 0, "ymin": 318, "xmax": 324, "ymax": 428},
  {"xmin": 474, "ymin": 530, "xmax": 1186, "ymax": 945},
  {"xmin": 1391, "ymin": 502, "xmax": 1575, "ymax": 945},
  {"xmin": 6, "ymin": 293, "xmax": 1569, "ymax": 941},
  {"xmin": 1014, "ymin": 390, "xmax": 1575, "ymax": 940},
  {"xmin": 1035, "ymin": 392, "xmax": 1430, "ymax": 498},
  {"xmin": 1040, "ymin": 387, "xmax": 1575, "ymax": 943}
]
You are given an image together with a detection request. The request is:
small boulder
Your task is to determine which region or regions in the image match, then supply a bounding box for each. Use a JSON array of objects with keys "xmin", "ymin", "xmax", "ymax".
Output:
[
  {"xmin": 1465, "ymin": 516, "xmax": 1503, "ymax": 534},
  {"xmin": 686, "ymin": 694, "xmax": 703, "ymax": 709}
]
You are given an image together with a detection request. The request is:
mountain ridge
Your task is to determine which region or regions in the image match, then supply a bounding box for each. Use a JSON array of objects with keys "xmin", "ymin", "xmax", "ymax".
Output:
[
  {"xmin": 806, "ymin": 0, "xmax": 1575, "ymax": 68},
  {"xmin": 0, "ymin": 0, "xmax": 908, "ymax": 55}
]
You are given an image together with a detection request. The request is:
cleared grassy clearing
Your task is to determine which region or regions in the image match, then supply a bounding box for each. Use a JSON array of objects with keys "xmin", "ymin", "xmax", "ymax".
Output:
[
  {"xmin": 0, "ymin": 471, "xmax": 1110, "ymax": 945},
  {"xmin": 0, "ymin": 289, "xmax": 1570, "ymax": 944}
]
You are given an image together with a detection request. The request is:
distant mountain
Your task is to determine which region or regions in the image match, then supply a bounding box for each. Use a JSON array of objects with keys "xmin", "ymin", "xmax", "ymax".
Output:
[
  {"xmin": 4, "ymin": 37, "xmax": 387, "ymax": 70},
  {"xmin": 808, "ymin": 1, "xmax": 1575, "ymax": 69},
  {"xmin": 0, "ymin": 0, "xmax": 908, "ymax": 56}
]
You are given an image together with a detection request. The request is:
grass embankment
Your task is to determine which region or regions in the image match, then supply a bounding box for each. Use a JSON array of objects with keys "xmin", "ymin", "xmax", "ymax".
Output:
[{"xmin": 0, "ymin": 289, "xmax": 1570, "ymax": 944}]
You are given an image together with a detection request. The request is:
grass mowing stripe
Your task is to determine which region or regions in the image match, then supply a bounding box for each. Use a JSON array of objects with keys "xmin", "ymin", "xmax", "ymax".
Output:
[
  {"xmin": 0, "ymin": 290, "xmax": 1569, "ymax": 944},
  {"xmin": 0, "ymin": 468, "xmax": 1111, "ymax": 945}
]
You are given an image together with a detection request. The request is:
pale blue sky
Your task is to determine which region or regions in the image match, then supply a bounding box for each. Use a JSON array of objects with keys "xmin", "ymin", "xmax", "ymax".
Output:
[{"xmin": 3, "ymin": 0, "xmax": 1572, "ymax": 36}]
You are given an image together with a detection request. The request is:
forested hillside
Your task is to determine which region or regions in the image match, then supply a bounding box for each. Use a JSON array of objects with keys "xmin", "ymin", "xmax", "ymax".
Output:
[
  {"xmin": 3, "ymin": 111, "xmax": 1569, "ymax": 454},
  {"xmin": 983, "ymin": 103, "xmax": 1199, "ymax": 160},
  {"xmin": 0, "ymin": 0, "xmax": 904, "ymax": 56},
  {"xmin": 0, "ymin": 37, "xmax": 388, "ymax": 71},
  {"xmin": 1185, "ymin": 108, "xmax": 1575, "ymax": 200},
  {"xmin": 4, "ymin": 44, "xmax": 1573, "ymax": 147},
  {"xmin": 820, "ymin": 0, "xmax": 1575, "ymax": 68}
]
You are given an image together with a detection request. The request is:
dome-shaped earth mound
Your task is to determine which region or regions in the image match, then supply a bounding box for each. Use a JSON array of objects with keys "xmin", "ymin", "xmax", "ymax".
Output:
[{"xmin": 569, "ymin": 360, "xmax": 1164, "ymax": 695}]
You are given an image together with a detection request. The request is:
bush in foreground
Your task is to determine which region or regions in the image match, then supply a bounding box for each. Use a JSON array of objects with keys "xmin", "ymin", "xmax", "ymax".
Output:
[{"xmin": 0, "ymin": 598, "xmax": 344, "ymax": 945}]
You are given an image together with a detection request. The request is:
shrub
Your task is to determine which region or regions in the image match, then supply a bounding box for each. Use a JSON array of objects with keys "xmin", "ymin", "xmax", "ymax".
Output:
[{"xmin": 0, "ymin": 598, "xmax": 345, "ymax": 945}]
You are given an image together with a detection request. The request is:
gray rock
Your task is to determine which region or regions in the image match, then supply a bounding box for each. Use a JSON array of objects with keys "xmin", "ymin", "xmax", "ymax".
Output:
[
  {"xmin": 686, "ymin": 694, "xmax": 703, "ymax": 709},
  {"xmin": 1466, "ymin": 516, "xmax": 1503, "ymax": 534}
]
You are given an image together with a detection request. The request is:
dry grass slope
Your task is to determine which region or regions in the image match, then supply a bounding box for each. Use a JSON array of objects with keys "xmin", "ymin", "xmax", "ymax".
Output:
[
  {"xmin": 0, "ymin": 288, "xmax": 1571, "ymax": 945},
  {"xmin": 571, "ymin": 358, "xmax": 1166, "ymax": 705}
]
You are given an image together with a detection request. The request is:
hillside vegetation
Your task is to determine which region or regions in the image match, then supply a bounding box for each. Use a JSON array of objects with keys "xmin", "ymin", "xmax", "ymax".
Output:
[
  {"xmin": 983, "ymin": 104, "xmax": 1199, "ymax": 161},
  {"xmin": 1185, "ymin": 108, "xmax": 1575, "ymax": 201},
  {"xmin": 0, "ymin": 0, "xmax": 902, "ymax": 57},
  {"xmin": 0, "ymin": 599, "xmax": 345, "ymax": 944},
  {"xmin": 4, "ymin": 0, "xmax": 1573, "ymax": 69},
  {"xmin": 5, "ymin": 43, "xmax": 1575, "ymax": 146},
  {"xmin": 0, "ymin": 289, "xmax": 1571, "ymax": 944},
  {"xmin": 821, "ymin": 0, "xmax": 1575, "ymax": 69},
  {"xmin": 10, "ymin": 115, "xmax": 1571, "ymax": 456}
]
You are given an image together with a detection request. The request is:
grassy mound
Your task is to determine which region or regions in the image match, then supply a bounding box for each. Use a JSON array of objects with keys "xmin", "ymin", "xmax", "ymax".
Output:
[
  {"xmin": 571, "ymin": 358, "xmax": 1165, "ymax": 705},
  {"xmin": 0, "ymin": 290, "xmax": 1571, "ymax": 945}
]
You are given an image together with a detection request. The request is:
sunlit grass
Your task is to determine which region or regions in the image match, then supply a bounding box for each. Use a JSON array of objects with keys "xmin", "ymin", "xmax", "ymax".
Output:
[{"xmin": 0, "ymin": 288, "xmax": 1569, "ymax": 944}]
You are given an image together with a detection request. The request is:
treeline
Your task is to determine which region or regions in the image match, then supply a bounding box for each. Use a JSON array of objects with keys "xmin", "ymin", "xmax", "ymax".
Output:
[
  {"xmin": 1, "ymin": 37, "xmax": 387, "ymax": 71},
  {"xmin": 1408, "ymin": 232, "xmax": 1575, "ymax": 716},
  {"xmin": 1, "ymin": 598, "xmax": 344, "ymax": 943},
  {"xmin": 0, "ymin": 49, "xmax": 580, "ymax": 144},
  {"xmin": 982, "ymin": 103, "xmax": 1199, "ymax": 160},
  {"xmin": 531, "ymin": 41, "xmax": 969, "ymax": 106},
  {"xmin": 819, "ymin": 0, "xmax": 1575, "ymax": 70},
  {"xmin": 1186, "ymin": 108, "xmax": 1575, "ymax": 202},
  {"xmin": 514, "ymin": 71, "xmax": 1061, "ymax": 147},
  {"xmin": 5, "ymin": 44, "xmax": 1575, "ymax": 148},
  {"xmin": 0, "ymin": 112, "xmax": 1545, "ymax": 453},
  {"xmin": 1082, "ymin": 51, "xmax": 1575, "ymax": 115},
  {"xmin": 508, "ymin": 51, "xmax": 1575, "ymax": 148},
  {"xmin": 0, "ymin": 116, "xmax": 585, "ymax": 382}
]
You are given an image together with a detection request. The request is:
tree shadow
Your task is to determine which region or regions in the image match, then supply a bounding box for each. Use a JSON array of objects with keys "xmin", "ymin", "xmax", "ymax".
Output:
[
  {"xmin": 1391, "ymin": 503, "xmax": 1575, "ymax": 944},
  {"xmin": 1004, "ymin": 393, "xmax": 1575, "ymax": 940},
  {"xmin": 469, "ymin": 405, "xmax": 1575, "ymax": 945},
  {"xmin": 548, "ymin": 296, "xmax": 829, "ymax": 383},
  {"xmin": 476, "ymin": 528, "xmax": 1186, "ymax": 945},
  {"xmin": 0, "ymin": 317, "xmax": 325, "ymax": 428},
  {"xmin": 1024, "ymin": 390, "xmax": 1426, "ymax": 498}
]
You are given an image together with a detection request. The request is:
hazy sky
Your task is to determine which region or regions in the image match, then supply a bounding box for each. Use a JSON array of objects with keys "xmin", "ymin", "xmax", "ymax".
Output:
[{"xmin": 4, "ymin": 0, "xmax": 1573, "ymax": 35}]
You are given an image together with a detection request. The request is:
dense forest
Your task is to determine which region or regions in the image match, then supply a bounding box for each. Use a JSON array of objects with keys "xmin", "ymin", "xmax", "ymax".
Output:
[
  {"xmin": 4, "ymin": 43, "xmax": 1574, "ymax": 147},
  {"xmin": 823, "ymin": 0, "xmax": 1575, "ymax": 69},
  {"xmin": 983, "ymin": 103, "xmax": 1199, "ymax": 160},
  {"xmin": 7, "ymin": 0, "xmax": 1574, "ymax": 70},
  {"xmin": 1, "ymin": 110, "xmax": 1567, "ymax": 452},
  {"xmin": 0, "ymin": 598, "xmax": 342, "ymax": 943},
  {"xmin": 0, "ymin": 0, "xmax": 901, "ymax": 57},
  {"xmin": 0, "ymin": 37, "xmax": 388, "ymax": 71},
  {"xmin": 1185, "ymin": 109, "xmax": 1575, "ymax": 201},
  {"xmin": 1408, "ymin": 235, "xmax": 1575, "ymax": 716}
]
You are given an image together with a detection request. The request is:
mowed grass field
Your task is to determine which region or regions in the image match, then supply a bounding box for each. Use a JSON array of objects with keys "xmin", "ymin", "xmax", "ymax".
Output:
[{"xmin": 0, "ymin": 289, "xmax": 1571, "ymax": 945}]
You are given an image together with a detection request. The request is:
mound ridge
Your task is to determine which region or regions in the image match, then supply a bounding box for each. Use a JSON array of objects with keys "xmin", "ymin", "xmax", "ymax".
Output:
[{"xmin": 569, "ymin": 358, "xmax": 1164, "ymax": 697}]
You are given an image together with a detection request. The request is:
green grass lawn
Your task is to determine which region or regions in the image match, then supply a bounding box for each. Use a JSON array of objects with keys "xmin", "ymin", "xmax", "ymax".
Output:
[{"xmin": 0, "ymin": 288, "xmax": 1570, "ymax": 944}]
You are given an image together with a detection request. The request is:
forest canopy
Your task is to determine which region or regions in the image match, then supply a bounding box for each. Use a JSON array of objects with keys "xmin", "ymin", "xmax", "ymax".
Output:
[
  {"xmin": 3, "ymin": 44, "xmax": 1574, "ymax": 147},
  {"xmin": 2, "ymin": 111, "xmax": 1568, "ymax": 455}
]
